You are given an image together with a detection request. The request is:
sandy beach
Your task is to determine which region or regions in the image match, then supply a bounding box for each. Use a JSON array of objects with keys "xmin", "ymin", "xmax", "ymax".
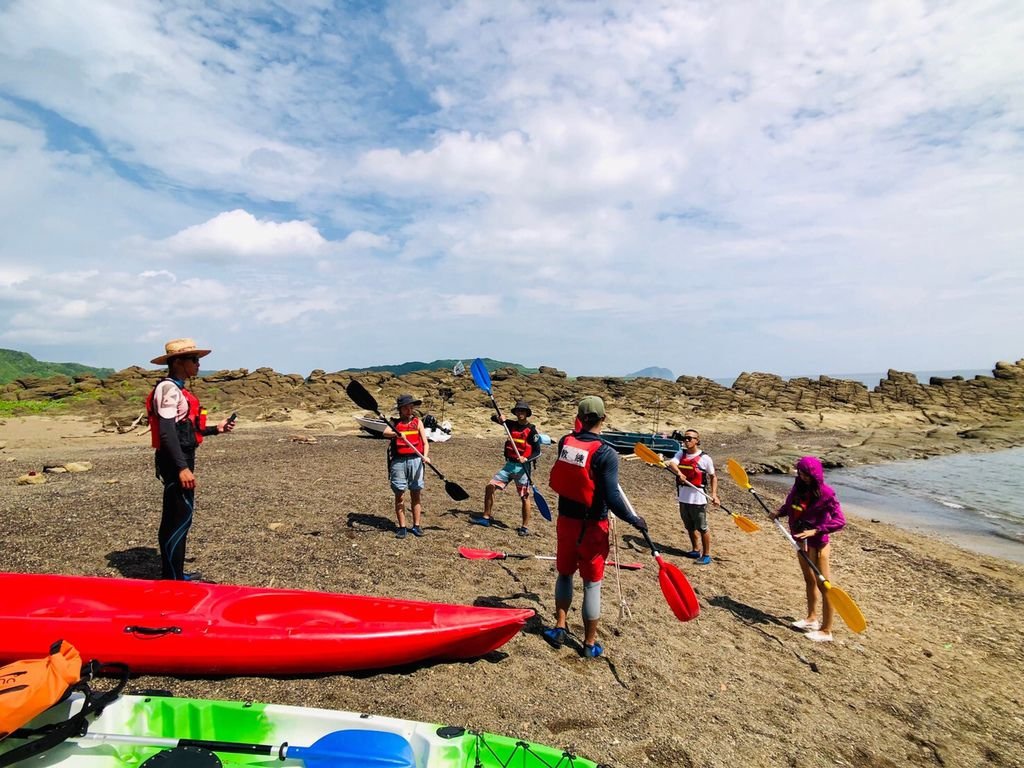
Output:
[{"xmin": 2, "ymin": 413, "xmax": 1023, "ymax": 767}]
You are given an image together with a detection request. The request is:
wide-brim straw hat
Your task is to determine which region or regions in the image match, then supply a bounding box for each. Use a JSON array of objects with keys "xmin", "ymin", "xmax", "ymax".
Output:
[{"xmin": 151, "ymin": 338, "xmax": 212, "ymax": 365}]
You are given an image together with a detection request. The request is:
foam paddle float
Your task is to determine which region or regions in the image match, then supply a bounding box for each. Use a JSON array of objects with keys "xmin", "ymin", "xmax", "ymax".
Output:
[
  {"xmin": 345, "ymin": 380, "xmax": 470, "ymax": 502},
  {"xmin": 632, "ymin": 443, "xmax": 760, "ymax": 533},
  {"xmin": 725, "ymin": 458, "xmax": 867, "ymax": 634},
  {"xmin": 31, "ymin": 728, "xmax": 416, "ymax": 768},
  {"xmin": 616, "ymin": 486, "xmax": 699, "ymax": 621},
  {"xmin": 458, "ymin": 546, "xmax": 644, "ymax": 570},
  {"xmin": 469, "ymin": 358, "xmax": 551, "ymax": 521}
]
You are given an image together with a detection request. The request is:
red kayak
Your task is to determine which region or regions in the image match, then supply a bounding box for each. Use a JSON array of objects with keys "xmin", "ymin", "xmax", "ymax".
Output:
[{"xmin": 0, "ymin": 572, "xmax": 534, "ymax": 675}]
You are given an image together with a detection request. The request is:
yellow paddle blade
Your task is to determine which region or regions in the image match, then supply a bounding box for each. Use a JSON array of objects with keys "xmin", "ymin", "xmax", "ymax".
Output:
[
  {"xmin": 633, "ymin": 443, "xmax": 666, "ymax": 466},
  {"xmin": 726, "ymin": 458, "xmax": 752, "ymax": 489},
  {"xmin": 732, "ymin": 513, "xmax": 761, "ymax": 533},
  {"xmin": 824, "ymin": 584, "xmax": 867, "ymax": 634}
]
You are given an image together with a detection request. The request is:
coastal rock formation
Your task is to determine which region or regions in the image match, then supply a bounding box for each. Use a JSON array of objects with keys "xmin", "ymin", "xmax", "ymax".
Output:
[{"xmin": 4, "ymin": 359, "xmax": 1023, "ymax": 471}]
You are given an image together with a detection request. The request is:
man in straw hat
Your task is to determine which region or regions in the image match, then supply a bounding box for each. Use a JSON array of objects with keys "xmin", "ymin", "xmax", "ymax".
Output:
[
  {"xmin": 145, "ymin": 338, "xmax": 235, "ymax": 580},
  {"xmin": 381, "ymin": 393, "xmax": 430, "ymax": 539},
  {"xmin": 545, "ymin": 396, "xmax": 648, "ymax": 659}
]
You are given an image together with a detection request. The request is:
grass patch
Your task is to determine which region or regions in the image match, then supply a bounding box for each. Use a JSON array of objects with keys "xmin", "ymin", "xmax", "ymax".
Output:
[{"xmin": 0, "ymin": 398, "xmax": 69, "ymax": 415}]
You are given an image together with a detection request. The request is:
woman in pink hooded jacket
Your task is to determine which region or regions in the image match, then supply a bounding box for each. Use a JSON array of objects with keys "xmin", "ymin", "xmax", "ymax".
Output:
[{"xmin": 771, "ymin": 456, "xmax": 846, "ymax": 642}]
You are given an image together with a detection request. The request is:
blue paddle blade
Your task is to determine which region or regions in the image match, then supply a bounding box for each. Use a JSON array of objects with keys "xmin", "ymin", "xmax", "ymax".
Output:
[
  {"xmin": 534, "ymin": 487, "xmax": 552, "ymax": 521},
  {"xmin": 290, "ymin": 730, "xmax": 416, "ymax": 768},
  {"xmin": 470, "ymin": 358, "xmax": 492, "ymax": 394}
]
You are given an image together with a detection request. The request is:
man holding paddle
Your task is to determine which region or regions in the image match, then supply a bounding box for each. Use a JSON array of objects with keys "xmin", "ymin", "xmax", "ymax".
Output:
[
  {"xmin": 381, "ymin": 394, "xmax": 431, "ymax": 539},
  {"xmin": 667, "ymin": 429, "xmax": 720, "ymax": 565},
  {"xmin": 473, "ymin": 399, "xmax": 541, "ymax": 536},
  {"xmin": 545, "ymin": 396, "xmax": 648, "ymax": 658}
]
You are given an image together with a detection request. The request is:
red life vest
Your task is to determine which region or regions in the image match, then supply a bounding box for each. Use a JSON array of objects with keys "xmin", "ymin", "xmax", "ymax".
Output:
[
  {"xmin": 504, "ymin": 423, "xmax": 535, "ymax": 461},
  {"xmin": 549, "ymin": 434, "xmax": 599, "ymax": 507},
  {"xmin": 677, "ymin": 451, "xmax": 706, "ymax": 489},
  {"xmin": 392, "ymin": 417, "xmax": 425, "ymax": 456},
  {"xmin": 146, "ymin": 379, "xmax": 207, "ymax": 450}
]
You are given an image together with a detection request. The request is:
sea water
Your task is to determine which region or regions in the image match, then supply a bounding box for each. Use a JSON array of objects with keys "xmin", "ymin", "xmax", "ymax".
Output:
[{"xmin": 822, "ymin": 448, "xmax": 1024, "ymax": 564}]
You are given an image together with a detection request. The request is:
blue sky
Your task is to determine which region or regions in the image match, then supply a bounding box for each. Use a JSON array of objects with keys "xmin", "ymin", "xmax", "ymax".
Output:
[{"xmin": 1, "ymin": 0, "xmax": 1021, "ymax": 378}]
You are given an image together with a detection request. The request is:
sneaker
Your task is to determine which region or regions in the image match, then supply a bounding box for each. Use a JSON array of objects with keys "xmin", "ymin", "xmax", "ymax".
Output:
[
  {"xmin": 395, "ymin": 527, "xmax": 407, "ymax": 539},
  {"xmin": 806, "ymin": 630, "xmax": 834, "ymax": 643},
  {"xmin": 516, "ymin": 526, "xmax": 529, "ymax": 537},
  {"xmin": 411, "ymin": 525, "xmax": 424, "ymax": 537},
  {"xmin": 542, "ymin": 627, "xmax": 566, "ymax": 648},
  {"xmin": 582, "ymin": 642, "xmax": 604, "ymax": 658},
  {"xmin": 469, "ymin": 516, "xmax": 492, "ymax": 527},
  {"xmin": 791, "ymin": 618, "xmax": 821, "ymax": 631},
  {"xmin": 682, "ymin": 550, "xmax": 701, "ymax": 559},
  {"xmin": 696, "ymin": 555, "xmax": 712, "ymax": 565}
]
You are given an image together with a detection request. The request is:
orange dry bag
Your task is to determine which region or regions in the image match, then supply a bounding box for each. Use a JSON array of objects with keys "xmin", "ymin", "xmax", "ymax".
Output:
[{"xmin": 0, "ymin": 640, "xmax": 82, "ymax": 740}]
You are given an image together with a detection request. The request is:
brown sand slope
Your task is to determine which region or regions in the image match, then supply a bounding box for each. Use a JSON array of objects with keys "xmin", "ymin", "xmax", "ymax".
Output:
[{"xmin": 1, "ymin": 417, "xmax": 1022, "ymax": 767}]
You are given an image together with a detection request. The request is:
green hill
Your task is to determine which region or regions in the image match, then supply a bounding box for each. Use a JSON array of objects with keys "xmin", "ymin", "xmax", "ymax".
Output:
[
  {"xmin": 342, "ymin": 358, "xmax": 538, "ymax": 376},
  {"xmin": 0, "ymin": 348, "xmax": 114, "ymax": 384}
]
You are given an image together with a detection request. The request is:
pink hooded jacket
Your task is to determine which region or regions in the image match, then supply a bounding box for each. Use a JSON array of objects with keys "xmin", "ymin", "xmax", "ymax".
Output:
[{"xmin": 776, "ymin": 456, "xmax": 845, "ymax": 548}]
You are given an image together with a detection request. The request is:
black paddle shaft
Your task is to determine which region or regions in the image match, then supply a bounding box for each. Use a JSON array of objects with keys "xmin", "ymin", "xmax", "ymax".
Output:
[{"xmin": 345, "ymin": 380, "xmax": 470, "ymax": 501}]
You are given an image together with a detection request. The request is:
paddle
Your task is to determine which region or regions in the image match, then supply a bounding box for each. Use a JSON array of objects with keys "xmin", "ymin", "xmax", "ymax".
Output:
[
  {"xmin": 458, "ymin": 545, "xmax": 644, "ymax": 570},
  {"xmin": 345, "ymin": 380, "xmax": 470, "ymax": 502},
  {"xmin": 725, "ymin": 458, "xmax": 867, "ymax": 634},
  {"xmin": 632, "ymin": 443, "xmax": 760, "ymax": 533},
  {"xmin": 617, "ymin": 486, "xmax": 699, "ymax": 621},
  {"xmin": 23, "ymin": 728, "xmax": 417, "ymax": 768},
  {"xmin": 469, "ymin": 358, "xmax": 551, "ymax": 521}
]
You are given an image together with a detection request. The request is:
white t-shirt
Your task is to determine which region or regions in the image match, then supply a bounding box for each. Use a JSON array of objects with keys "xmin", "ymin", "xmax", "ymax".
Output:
[{"xmin": 669, "ymin": 450, "xmax": 715, "ymax": 505}]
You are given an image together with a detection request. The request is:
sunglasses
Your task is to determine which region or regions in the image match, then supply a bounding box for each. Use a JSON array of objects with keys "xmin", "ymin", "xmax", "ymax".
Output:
[{"xmin": 682, "ymin": 436, "xmax": 698, "ymax": 442}]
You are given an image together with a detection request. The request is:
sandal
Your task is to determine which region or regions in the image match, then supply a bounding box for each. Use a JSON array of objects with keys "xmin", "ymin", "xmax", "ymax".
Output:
[
  {"xmin": 791, "ymin": 618, "xmax": 821, "ymax": 631},
  {"xmin": 542, "ymin": 627, "xmax": 566, "ymax": 648}
]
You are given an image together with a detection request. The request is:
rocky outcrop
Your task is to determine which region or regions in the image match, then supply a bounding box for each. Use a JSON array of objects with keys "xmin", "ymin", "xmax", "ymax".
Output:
[{"xmin": 3, "ymin": 359, "xmax": 1023, "ymax": 433}]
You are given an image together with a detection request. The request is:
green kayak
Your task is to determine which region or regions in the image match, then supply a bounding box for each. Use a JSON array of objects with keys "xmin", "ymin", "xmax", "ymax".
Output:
[{"xmin": 4, "ymin": 692, "xmax": 606, "ymax": 767}]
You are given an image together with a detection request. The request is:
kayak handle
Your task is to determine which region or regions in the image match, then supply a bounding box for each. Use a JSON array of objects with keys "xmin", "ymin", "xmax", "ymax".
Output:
[{"xmin": 123, "ymin": 625, "xmax": 182, "ymax": 636}]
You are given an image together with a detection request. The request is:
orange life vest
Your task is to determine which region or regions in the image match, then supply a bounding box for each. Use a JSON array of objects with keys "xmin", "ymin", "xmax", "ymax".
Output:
[
  {"xmin": 504, "ymin": 423, "xmax": 535, "ymax": 461},
  {"xmin": 0, "ymin": 640, "xmax": 81, "ymax": 739},
  {"xmin": 145, "ymin": 379, "xmax": 207, "ymax": 450},
  {"xmin": 391, "ymin": 417, "xmax": 424, "ymax": 456},
  {"xmin": 549, "ymin": 433, "xmax": 599, "ymax": 507},
  {"xmin": 677, "ymin": 451, "xmax": 706, "ymax": 489}
]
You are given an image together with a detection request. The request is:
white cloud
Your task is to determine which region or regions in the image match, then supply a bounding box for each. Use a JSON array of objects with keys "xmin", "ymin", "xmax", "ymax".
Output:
[
  {"xmin": 0, "ymin": 1, "xmax": 1022, "ymax": 376},
  {"xmin": 162, "ymin": 210, "xmax": 328, "ymax": 261}
]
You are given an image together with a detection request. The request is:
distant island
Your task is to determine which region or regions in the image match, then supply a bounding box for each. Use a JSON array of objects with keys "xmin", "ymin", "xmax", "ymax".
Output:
[
  {"xmin": 624, "ymin": 366, "xmax": 674, "ymax": 381},
  {"xmin": 0, "ymin": 348, "xmax": 113, "ymax": 385},
  {"xmin": 341, "ymin": 358, "xmax": 538, "ymax": 376}
]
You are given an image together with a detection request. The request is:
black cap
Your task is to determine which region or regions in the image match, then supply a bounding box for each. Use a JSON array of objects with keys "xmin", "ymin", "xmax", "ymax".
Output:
[
  {"xmin": 511, "ymin": 399, "xmax": 532, "ymax": 417},
  {"xmin": 396, "ymin": 393, "xmax": 422, "ymax": 408}
]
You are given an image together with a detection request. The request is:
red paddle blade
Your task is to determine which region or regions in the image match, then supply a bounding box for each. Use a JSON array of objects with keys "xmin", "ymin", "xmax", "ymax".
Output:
[
  {"xmin": 608, "ymin": 561, "xmax": 644, "ymax": 571},
  {"xmin": 656, "ymin": 555, "xmax": 700, "ymax": 621},
  {"xmin": 458, "ymin": 546, "xmax": 506, "ymax": 560}
]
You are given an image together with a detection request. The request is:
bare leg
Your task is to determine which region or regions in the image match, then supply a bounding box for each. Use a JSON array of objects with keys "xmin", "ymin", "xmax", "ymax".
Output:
[
  {"xmin": 797, "ymin": 551, "xmax": 818, "ymax": 622},
  {"xmin": 700, "ymin": 529, "xmax": 711, "ymax": 557},
  {"xmin": 483, "ymin": 484, "xmax": 496, "ymax": 520},
  {"xmin": 810, "ymin": 544, "xmax": 834, "ymax": 632},
  {"xmin": 394, "ymin": 492, "xmax": 406, "ymax": 529},
  {"xmin": 583, "ymin": 617, "xmax": 599, "ymax": 646},
  {"xmin": 521, "ymin": 492, "xmax": 532, "ymax": 529},
  {"xmin": 410, "ymin": 489, "xmax": 422, "ymax": 528},
  {"xmin": 688, "ymin": 530, "xmax": 700, "ymax": 551}
]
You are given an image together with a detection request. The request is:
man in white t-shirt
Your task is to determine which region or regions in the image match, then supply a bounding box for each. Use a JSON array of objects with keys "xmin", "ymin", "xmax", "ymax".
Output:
[{"xmin": 668, "ymin": 429, "xmax": 720, "ymax": 565}]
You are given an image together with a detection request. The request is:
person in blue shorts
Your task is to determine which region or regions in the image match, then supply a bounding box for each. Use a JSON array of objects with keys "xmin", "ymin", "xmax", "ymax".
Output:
[
  {"xmin": 382, "ymin": 394, "xmax": 430, "ymax": 539},
  {"xmin": 473, "ymin": 400, "xmax": 540, "ymax": 536}
]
